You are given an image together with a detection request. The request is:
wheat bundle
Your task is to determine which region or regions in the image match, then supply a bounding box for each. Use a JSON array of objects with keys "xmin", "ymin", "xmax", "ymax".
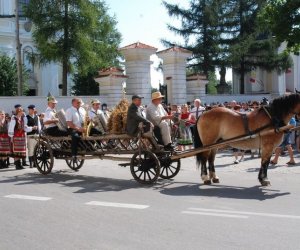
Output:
[{"xmin": 107, "ymin": 99, "xmax": 129, "ymax": 134}]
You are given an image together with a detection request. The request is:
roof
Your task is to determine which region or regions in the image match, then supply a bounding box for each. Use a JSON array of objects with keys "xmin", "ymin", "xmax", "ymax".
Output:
[
  {"xmin": 157, "ymin": 46, "xmax": 192, "ymax": 54},
  {"xmin": 119, "ymin": 42, "xmax": 157, "ymax": 50},
  {"xmin": 186, "ymin": 73, "xmax": 207, "ymax": 81},
  {"xmin": 96, "ymin": 67, "xmax": 128, "ymax": 78}
]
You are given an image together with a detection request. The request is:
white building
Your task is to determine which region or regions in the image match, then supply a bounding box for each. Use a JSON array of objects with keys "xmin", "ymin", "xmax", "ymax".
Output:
[{"xmin": 0, "ymin": 0, "xmax": 63, "ymax": 96}]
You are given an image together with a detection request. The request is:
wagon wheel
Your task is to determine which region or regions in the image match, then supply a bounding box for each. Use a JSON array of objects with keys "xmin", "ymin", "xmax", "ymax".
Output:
[
  {"xmin": 33, "ymin": 140, "xmax": 54, "ymax": 175},
  {"xmin": 130, "ymin": 150, "xmax": 161, "ymax": 184},
  {"xmin": 159, "ymin": 155, "xmax": 181, "ymax": 179},
  {"xmin": 65, "ymin": 158, "xmax": 85, "ymax": 171}
]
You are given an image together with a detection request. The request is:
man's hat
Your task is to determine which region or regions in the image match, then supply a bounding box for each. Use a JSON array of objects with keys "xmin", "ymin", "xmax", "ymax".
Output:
[
  {"xmin": 47, "ymin": 96, "xmax": 58, "ymax": 103},
  {"xmin": 14, "ymin": 104, "xmax": 22, "ymax": 109},
  {"xmin": 91, "ymin": 99, "xmax": 101, "ymax": 105},
  {"xmin": 28, "ymin": 104, "xmax": 36, "ymax": 109},
  {"xmin": 151, "ymin": 91, "xmax": 164, "ymax": 100},
  {"xmin": 132, "ymin": 94, "xmax": 144, "ymax": 100}
]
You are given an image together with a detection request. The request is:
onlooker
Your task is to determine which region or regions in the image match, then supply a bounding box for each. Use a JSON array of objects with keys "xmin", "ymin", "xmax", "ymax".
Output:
[{"xmin": 270, "ymin": 116, "xmax": 296, "ymax": 166}]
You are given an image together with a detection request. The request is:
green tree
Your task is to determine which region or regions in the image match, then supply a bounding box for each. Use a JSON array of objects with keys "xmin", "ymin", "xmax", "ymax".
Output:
[
  {"xmin": 163, "ymin": 0, "xmax": 291, "ymax": 94},
  {"xmin": 260, "ymin": 0, "xmax": 300, "ymax": 53},
  {"xmin": 71, "ymin": 72, "xmax": 99, "ymax": 95},
  {"xmin": 206, "ymin": 71, "xmax": 218, "ymax": 94},
  {"xmin": 0, "ymin": 54, "xmax": 29, "ymax": 96},
  {"xmin": 25, "ymin": 0, "xmax": 121, "ymax": 96}
]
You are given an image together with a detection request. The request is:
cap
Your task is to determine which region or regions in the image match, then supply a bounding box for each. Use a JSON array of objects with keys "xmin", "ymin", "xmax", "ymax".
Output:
[
  {"xmin": 91, "ymin": 99, "xmax": 101, "ymax": 105},
  {"xmin": 132, "ymin": 94, "xmax": 144, "ymax": 100},
  {"xmin": 14, "ymin": 104, "xmax": 22, "ymax": 109},
  {"xmin": 47, "ymin": 96, "xmax": 58, "ymax": 103},
  {"xmin": 28, "ymin": 104, "xmax": 36, "ymax": 109}
]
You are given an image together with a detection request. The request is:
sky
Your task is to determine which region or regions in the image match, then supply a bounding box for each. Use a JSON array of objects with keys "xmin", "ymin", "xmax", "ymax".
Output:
[{"xmin": 105, "ymin": 0, "xmax": 190, "ymax": 88}]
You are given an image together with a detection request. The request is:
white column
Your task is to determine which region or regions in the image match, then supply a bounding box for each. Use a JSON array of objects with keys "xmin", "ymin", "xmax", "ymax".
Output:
[
  {"xmin": 120, "ymin": 43, "xmax": 157, "ymax": 105},
  {"xmin": 157, "ymin": 47, "xmax": 192, "ymax": 105},
  {"xmin": 186, "ymin": 74, "xmax": 208, "ymax": 102}
]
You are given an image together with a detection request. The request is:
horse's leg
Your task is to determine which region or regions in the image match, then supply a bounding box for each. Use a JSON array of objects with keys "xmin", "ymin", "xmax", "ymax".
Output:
[
  {"xmin": 208, "ymin": 149, "xmax": 220, "ymax": 183},
  {"xmin": 200, "ymin": 151, "xmax": 211, "ymax": 185},
  {"xmin": 258, "ymin": 144, "xmax": 273, "ymax": 186}
]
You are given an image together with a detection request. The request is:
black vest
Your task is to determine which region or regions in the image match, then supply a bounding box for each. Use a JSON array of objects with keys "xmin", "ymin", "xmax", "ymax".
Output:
[{"xmin": 26, "ymin": 115, "xmax": 39, "ymax": 135}]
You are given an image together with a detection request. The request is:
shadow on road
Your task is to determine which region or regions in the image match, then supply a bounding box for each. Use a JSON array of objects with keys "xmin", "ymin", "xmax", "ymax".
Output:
[
  {"xmin": 158, "ymin": 182, "xmax": 290, "ymax": 201},
  {"xmin": 0, "ymin": 170, "xmax": 145, "ymax": 193}
]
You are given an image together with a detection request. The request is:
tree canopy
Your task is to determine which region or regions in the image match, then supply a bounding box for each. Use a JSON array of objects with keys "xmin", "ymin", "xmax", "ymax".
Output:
[
  {"xmin": 259, "ymin": 0, "xmax": 300, "ymax": 53},
  {"xmin": 25, "ymin": 0, "xmax": 121, "ymax": 96},
  {"xmin": 163, "ymin": 0, "xmax": 291, "ymax": 94}
]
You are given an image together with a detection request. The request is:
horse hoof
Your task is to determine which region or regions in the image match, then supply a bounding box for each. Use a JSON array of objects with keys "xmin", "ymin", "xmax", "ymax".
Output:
[
  {"xmin": 204, "ymin": 180, "xmax": 212, "ymax": 185},
  {"xmin": 212, "ymin": 178, "xmax": 220, "ymax": 183},
  {"xmin": 260, "ymin": 179, "xmax": 271, "ymax": 186}
]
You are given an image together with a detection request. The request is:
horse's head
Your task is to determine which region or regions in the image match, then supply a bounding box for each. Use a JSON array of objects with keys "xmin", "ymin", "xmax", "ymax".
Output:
[{"xmin": 271, "ymin": 93, "xmax": 300, "ymax": 121}]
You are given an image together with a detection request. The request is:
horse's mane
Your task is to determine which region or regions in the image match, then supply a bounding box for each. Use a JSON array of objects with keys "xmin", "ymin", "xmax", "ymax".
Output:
[{"xmin": 269, "ymin": 93, "xmax": 300, "ymax": 119}]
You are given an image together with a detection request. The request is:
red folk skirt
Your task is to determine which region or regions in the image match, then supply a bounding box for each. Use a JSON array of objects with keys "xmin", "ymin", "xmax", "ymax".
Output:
[
  {"xmin": 0, "ymin": 133, "xmax": 10, "ymax": 156},
  {"xmin": 12, "ymin": 130, "xmax": 26, "ymax": 157}
]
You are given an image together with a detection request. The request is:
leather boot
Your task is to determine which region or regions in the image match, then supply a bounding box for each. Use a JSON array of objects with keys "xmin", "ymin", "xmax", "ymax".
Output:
[
  {"xmin": 15, "ymin": 160, "xmax": 24, "ymax": 170},
  {"xmin": 0, "ymin": 160, "xmax": 4, "ymax": 169},
  {"xmin": 22, "ymin": 158, "xmax": 29, "ymax": 166},
  {"xmin": 2, "ymin": 159, "xmax": 8, "ymax": 168}
]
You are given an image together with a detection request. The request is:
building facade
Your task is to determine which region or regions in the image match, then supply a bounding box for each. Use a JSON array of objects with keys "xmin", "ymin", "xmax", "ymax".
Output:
[{"xmin": 0, "ymin": 0, "xmax": 63, "ymax": 96}]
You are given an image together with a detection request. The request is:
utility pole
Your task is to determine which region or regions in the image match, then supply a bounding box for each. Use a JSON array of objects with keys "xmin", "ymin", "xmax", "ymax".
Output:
[{"xmin": 15, "ymin": 0, "xmax": 23, "ymax": 96}]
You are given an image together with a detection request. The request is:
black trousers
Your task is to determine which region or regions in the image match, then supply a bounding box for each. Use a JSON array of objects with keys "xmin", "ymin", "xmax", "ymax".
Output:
[
  {"xmin": 45, "ymin": 126, "xmax": 69, "ymax": 136},
  {"xmin": 69, "ymin": 129, "xmax": 82, "ymax": 156}
]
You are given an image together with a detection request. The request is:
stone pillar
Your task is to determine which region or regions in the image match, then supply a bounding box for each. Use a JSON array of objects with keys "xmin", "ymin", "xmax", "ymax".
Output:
[
  {"xmin": 120, "ymin": 42, "xmax": 157, "ymax": 105},
  {"xmin": 94, "ymin": 67, "xmax": 127, "ymax": 107},
  {"xmin": 186, "ymin": 74, "xmax": 208, "ymax": 102},
  {"xmin": 157, "ymin": 47, "xmax": 192, "ymax": 105}
]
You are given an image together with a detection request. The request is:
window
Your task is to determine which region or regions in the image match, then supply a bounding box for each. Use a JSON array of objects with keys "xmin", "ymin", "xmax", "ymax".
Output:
[{"xmin": 18, "ymin": 0, "xmax": 30, "ymax": 18}]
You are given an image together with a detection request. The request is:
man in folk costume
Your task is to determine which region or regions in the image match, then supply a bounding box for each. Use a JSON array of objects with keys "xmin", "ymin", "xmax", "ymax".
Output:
[
  {"xmin": 0, "ymin": 110, "xmax": 10, "ymax": 169},
  {"xmin": 65, "ymin": 98, "xmax": 86, "ymax": 160},
  {"xmin": 43, "ymin": 96, "xmax": 69, "ymax": 136},
  {"xmin": 26, "ymin": 105, "xmax": 41, "ymax": 168},
  {"xmin": 88, "ymin": 99, "xmax": 107, "ymax": 135},
  {"xmin": 146, "ymin": 91, "xmax": 174, "ymax": 151},
  {"xmin": 8, "ymin": 105, "xmax": 33, "ymax": 170}
]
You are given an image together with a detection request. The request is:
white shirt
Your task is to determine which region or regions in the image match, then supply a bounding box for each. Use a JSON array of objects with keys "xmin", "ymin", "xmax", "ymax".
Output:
[
  {"xmin": 146, "ymin": 102, "xmax": 167, "ymax": 126},
  {"xmin": 190, "ymin": 106, "xmax": 205, "ymax": 119},
  {"xmin": 88, "ymin": 108, "xmax": 103, "ymax": 120},
  {"xmin": 65, "ymin": 106, "xmax": 86, "ymax": 128},
  {"xmin": 44, "ymin": 106, "xmax": 57, "ymax": 129},
  {"xmin": 8, "ymin": 115, "xmax": 31, "ymax": 137}
]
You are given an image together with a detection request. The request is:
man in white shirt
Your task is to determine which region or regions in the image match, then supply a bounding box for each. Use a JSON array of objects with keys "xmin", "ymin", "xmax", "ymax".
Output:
[
  {"xmin": 190, "ymin": 99, "xmax": 206, "ymax": 122},
  {"xmin": 146, "ymin": 91, "xmax": 174, "ymax": 150},
  {"xmin": 43, "ymin": 96, "xmax": 69, "ymax": 136},
  {"xmin": 88, "ymin": 99, "xmax": 107, "ymax": 135},
  {"xmin": 65, "ymin": 98, "xmax": 86, "ymax": 158}
]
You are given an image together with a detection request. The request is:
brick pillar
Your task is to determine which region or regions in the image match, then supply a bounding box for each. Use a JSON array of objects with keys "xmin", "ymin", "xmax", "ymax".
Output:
[{"xmin": 94, "ymin": 67, "xmax": 128, "ymax": 107}]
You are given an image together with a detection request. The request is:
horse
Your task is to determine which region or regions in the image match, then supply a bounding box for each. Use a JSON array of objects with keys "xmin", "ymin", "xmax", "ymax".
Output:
[{"xmin": 194, "ymin": 93, "xmax": 300, "ymax": 186}]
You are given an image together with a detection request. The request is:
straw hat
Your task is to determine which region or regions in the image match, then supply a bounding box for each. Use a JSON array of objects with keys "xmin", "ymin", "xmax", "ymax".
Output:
[
  {"xmin": 151, "ymin": 91, "xmax": 164, "ymax": 100},
  {"xmin": 91, "ymin": 99, "xmax": 101, "ymax": 105}
]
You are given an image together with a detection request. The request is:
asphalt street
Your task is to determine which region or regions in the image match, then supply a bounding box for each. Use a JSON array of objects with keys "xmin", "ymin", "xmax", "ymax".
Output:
[{"xmin": 0, "ymin": 150, "xmax": 300, "ymax": 250}]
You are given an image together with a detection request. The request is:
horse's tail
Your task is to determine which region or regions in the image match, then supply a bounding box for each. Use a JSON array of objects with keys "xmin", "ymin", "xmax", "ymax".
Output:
[{"xmin": 193, "ymin": 120, "xmax": 203, "ymax": 168}]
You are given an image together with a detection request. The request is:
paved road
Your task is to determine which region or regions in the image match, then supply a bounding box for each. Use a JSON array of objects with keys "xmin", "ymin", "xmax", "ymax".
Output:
[{"xmin": 0, "ymin": 151, "xmax": 300, "ymax": 250}]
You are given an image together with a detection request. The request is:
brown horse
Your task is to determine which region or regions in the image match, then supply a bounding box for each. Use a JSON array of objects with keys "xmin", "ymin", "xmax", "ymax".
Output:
[{"xmin": 194, "ymin": 93, "xmax": 300, "ymax": 186}]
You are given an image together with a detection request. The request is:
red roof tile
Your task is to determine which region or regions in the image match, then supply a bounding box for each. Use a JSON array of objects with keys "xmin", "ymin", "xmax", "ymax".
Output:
[{"xmin": 120, "ymin": 42, "xmax": 157, "ymax": 50}]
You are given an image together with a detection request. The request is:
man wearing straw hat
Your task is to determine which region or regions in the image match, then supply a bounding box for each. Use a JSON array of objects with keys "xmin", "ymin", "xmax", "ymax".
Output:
[{"xmin": 146, "ymin": 91, "xmax": 174, "ymax": 151}]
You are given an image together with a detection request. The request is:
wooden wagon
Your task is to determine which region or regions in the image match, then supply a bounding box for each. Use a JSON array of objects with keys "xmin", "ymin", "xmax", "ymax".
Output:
[{"xmin": 33, "ymin": 130, "xmax": 181, "ymax": 184}]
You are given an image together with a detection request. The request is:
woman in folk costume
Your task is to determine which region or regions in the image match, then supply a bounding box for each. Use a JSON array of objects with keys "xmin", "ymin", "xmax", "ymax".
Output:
[
  {"xmin": 8, "ymin": 104, "xmax": 33, "ymax": 170},
  {"xmin": 0, "ymin": 110, "xmax": 10, "ymax": 169}
]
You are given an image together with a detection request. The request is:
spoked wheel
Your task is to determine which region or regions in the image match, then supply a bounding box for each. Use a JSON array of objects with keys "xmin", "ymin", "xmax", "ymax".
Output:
[
  {"xmin": 159, "ymin": 154, "xmax": 181, "ymax": 179},
  {"xmin": 33, "ymin": 140, "xmax": 54, "ymax": 175},
  {"xmin": 130, "ymin": 150, "xmax": 161, "ymax": 184},
  {"xmin": 65, "ymin": 158, "xmax": 85, "ymax": 171}
]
